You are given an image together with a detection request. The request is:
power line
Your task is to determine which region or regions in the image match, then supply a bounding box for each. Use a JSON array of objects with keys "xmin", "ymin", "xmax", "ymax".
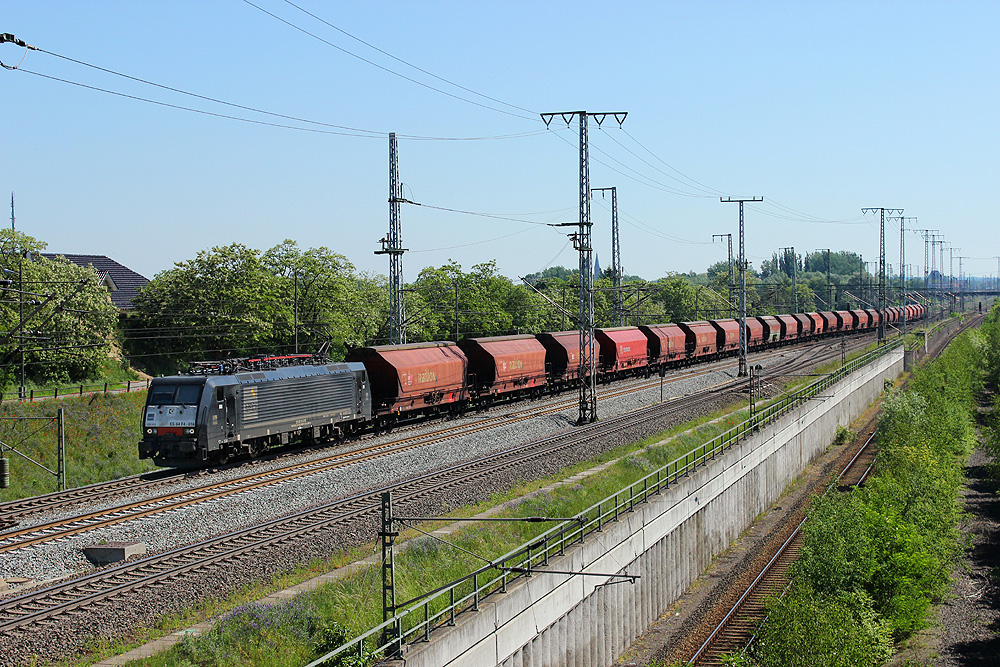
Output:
[
  {"xmin": 241, "ymin": 0, "xmax": 538, "ymax": 121},
  {"xmin": 280, "ymin": 0, "xmax": 537, "ymax": 116},
  {"xmin": 408, "ymin": 201, "xmax": 575, "ymax": 226},
  {"xmin": 621, "ymin": 128, "xmax": 731, "ymax": 197},
  {"xmin": 14, "ymin": 66, "xmax": 545, "ymax": 142},
  {"xmin": 408, "ymin": 226, "xmax": 539, "ymax": 253}
]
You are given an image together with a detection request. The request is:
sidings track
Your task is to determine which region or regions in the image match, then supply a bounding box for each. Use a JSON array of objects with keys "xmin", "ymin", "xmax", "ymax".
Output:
[{"xmin": 0, "ymin": 341, "xmax": 850, "ymax": 634}]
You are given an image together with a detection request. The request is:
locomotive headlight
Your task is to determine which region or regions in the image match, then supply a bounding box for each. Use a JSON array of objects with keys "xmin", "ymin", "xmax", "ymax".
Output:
[
  {"xmin": 185, "ymin": 428, "xmax": 196, "ymax": 435},
  {"xmin": 146, "ymin": 428, "xmax": 154, "ymax": 434}
]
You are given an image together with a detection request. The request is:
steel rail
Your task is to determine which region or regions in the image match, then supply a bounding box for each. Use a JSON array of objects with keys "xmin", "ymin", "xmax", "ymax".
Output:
[
  {"xmin": 0, "ymin": 368, "xmax": 751, "ymax": 632},
  {"xmin": 0, "ymin": 338, "xmax": 842, "ymax": 552},
  {"xmin": 686, "ymin": 399, "xmax": 902, "ymax": 663},
  {"xmin": 0, "ymin": 340, "xmax": 793, "ymax": 524}
]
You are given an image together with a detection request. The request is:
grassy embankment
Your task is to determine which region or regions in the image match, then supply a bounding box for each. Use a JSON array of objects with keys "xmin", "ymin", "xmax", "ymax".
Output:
[
  {"xmin": 0, "ymin": 391, "xmax": 154, "ymax": 502},
  {"xmin": 719, "ymin": 310, "xmax": 992, "ymax": 667},
  {"xmin": 6, "ymin": 334, "xmax": 906, "ymax": 665},
  {"xmin": 104, "ymin": 351, "xmax": 902, "ymax": 667}
]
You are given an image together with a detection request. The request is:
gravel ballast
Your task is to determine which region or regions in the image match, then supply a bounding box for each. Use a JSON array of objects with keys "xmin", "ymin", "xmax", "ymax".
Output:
[{"xmin": 0, "ymin": 341, "xmax": 849, "ymax": 665}]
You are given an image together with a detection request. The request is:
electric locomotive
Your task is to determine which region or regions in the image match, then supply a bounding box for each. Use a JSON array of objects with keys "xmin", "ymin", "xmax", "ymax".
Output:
[{"xmin": 138, "ymin": 355, "xmax": 371, "ymax": 468}]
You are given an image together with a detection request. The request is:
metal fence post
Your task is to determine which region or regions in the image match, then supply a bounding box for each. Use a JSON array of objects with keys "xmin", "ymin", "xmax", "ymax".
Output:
[{"xmin": 57, "ymin": 408, "xmax": 65, "ymax": 492}]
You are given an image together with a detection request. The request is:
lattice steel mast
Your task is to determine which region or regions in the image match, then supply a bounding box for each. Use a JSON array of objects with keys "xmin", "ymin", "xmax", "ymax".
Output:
[
  {"xmin": 542, "ymin": 111, "xmax": 627, "ymax": 424},
  {"xmin": 721, "ymin": 197, "xmax": 762, "ymax": 377},
  {"xmin": 862, "ymin": 207, "xmax": 902, "ymax": 342},
  {"xmin": 898, "ymin": 217, "xmax": 917, "ymax": 337},
  {"xmin": 592, "ymin": 186, "xmax": 623, "ymax": 326},
  {"xmin": 714, "ymin": 233, "xmax": 734, "ymax": 317},
  {"xmin": 376, "ymin": 133, "xmax": 408, "ymax": 345}
]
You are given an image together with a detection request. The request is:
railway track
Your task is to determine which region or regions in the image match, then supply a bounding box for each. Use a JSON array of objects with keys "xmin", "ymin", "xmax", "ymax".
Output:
[
  {"xmin": 0, "ymin": 343, "xmax": 770, "ymax": 525},
  {"xmin": 683, "ymin": 316, "xmax": 980, "ymax": 665},
  {"xmin": 0, "ymin": 338, "xmax": 854, "ymax": 634},
  {"xmin": 0, "ymin": 359, "xmax": 733, "ymax": 550},
  {"xmin": 0, "ymin": 364, "xmax": 755, "ymax": 632},
  {"xmin": 687, "ymin": 425, "xmax": 879, "ymax": 666},
  {"xmin": 0, "ymin": 338, "xmax": 848, "ymax": 549}
]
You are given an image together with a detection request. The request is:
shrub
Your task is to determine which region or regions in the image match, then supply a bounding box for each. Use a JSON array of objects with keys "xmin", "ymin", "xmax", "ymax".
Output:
[{"xmin": 751, "ymin": 586, "xmax": 892, "ymax": 667}]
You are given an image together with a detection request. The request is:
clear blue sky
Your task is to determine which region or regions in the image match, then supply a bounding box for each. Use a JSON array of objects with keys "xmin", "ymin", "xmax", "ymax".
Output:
[{"xmin": 3, "ymin": 1, "xmax": 998, "ymax": 283}]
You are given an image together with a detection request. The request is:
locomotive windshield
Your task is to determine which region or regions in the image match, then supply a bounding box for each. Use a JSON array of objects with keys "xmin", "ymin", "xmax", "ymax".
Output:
[{"xmin": 148, "ymin": 384, "xmax": 203, "ymax": 406}]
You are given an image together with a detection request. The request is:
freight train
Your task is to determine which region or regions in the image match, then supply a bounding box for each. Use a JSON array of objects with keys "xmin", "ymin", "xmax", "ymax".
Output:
[{"xmin": 138, "ymin": 305, "xmax": 926, "ymax": 468}]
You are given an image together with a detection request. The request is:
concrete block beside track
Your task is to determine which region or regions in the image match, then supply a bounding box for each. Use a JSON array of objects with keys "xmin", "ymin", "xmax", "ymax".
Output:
[
  {"xmin": 396, "ymin": 346, "xmax": 903, "ymax": 667},
  {"xmin": 83, "ymin": 541, "xmax": 146, "ymax": 566}
]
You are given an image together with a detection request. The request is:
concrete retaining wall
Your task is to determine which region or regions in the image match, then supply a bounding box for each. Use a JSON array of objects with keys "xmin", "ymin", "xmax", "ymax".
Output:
[{"xmin": 399, "ymin": 347, "xmax": 904, "ymax": 667}]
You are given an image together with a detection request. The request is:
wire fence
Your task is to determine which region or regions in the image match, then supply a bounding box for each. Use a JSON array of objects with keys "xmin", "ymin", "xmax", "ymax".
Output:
[
  {"xmin": 307, "ymin": 341, "xmax": 903, "ymax": 667},
  {"xmin": 0, "ymin": 379, "xmax": 151, "ymax": 403}
]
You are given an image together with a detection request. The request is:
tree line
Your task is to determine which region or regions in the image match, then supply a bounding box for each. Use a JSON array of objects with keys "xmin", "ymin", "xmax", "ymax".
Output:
[{"xmin": 0, "ymin": 232, "xmax": 917, "ymax": 383}]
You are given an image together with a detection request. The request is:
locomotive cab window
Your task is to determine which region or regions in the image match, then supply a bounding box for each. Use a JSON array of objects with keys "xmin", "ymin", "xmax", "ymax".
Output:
[
  {"xmin": 215, "ymin": 387, "xmax": 224, "ymax": 402},
  {"xmin": 148, "ymin": 384, "xmax": 203, "ymax": 406}
]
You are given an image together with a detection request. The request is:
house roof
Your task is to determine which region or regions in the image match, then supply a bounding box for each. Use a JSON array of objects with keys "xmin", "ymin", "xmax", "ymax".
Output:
[{"xmin": 40, "ymin": 253, "xmax": 150, "ymax": 310}]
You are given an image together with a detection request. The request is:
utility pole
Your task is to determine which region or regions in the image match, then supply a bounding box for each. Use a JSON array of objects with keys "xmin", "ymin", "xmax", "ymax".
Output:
[
  {"xmin": 949, "ymin": 246, "xmax": 959, "ymax": 313},
  {"xmin": 9, "ymin": 192, "xmax": 25, "ymax": 398},
  {"xmin": 592, "ymin": 187, "xmax": 623, "ymax": 326},
  {"xmin": 939, "ymin": 239, "xmax": 947, "ymax": 294},
  {"xmin": 956, "ymin": 256, "xmax": 967, "ymax": 311},
  {"xmin": 779, "ymin": 246, "xmax": 797, "ymax": 312},
  {"xmin": 57, "ymin": 408, "xmax": 65, "ymax": 491},
  {"xmin": 542, "ymin": 111, "xmax": 627, "ymax": 424},
  {"xmin": 913, "ymin": 228, "xmax": 933, "ymax": 306},
  {"xmin": 899, "ymin": 217, "xmax": 917, "ymax": 338},
  {"xmin": 929, "ymin": 233, "xmax": 943, "ymax": 316},
  {"xmin": 816, "ymin": 249, "xmax": 832, "ymax": 309},
  {"xmin": 375, "ymin": 133, "xmax": 408, "ymax": 345},
  {"xmin": 721, "ymin": 196, "xmax": 763, "ymax": 377},
  {"xmin": 380, "ymin": 491, "xmax": 398, "ymax": 655},
  {"xmin": 454, "ymin": 281, "xmax": 460, "ymax": 341},
  {"xmin": 862, "ymin": 207, "xmax": 902, "ymax": 342},
  {"xmin": 18, "ymin": 243, "xmax": 25, "ymax": 399},
  {"xmin": 858, "ymin": 254, "xmax": 864, "ymax": 309},
  {"xmin": 714, "ymin": 233, "xmax": 734, "ymax": 317}
]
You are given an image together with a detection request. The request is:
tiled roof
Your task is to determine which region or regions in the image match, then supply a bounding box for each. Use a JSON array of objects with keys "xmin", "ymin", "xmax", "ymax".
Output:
[{"xmin": 40, "ymin": 253, "xmax": 150, "ymax": 310}]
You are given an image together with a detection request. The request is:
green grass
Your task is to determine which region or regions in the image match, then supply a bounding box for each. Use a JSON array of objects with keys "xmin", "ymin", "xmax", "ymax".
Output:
[
  {"xmin": 21, "ymin": 343, "xmax": 883, "ymax": 666},
  {"xmin": 109, "ymin": 396, "xmax": 803, "ymax": 667},
  {"xmin": 0, "ymin": 391, "xmax": 155, "ymax": 502},
  {"xmin": 0, "ymin": 356, "xmax": 145, "ymax": 399}
]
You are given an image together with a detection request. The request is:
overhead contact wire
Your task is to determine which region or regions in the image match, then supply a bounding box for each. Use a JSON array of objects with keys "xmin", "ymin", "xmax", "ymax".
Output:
[
  {"xmin": 281, "ymin": 0, "xmax": 537, "ymax": 116},
  {"xmin": 241, "ymin": 0, "xmax": 539, "ymax": 122}
]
